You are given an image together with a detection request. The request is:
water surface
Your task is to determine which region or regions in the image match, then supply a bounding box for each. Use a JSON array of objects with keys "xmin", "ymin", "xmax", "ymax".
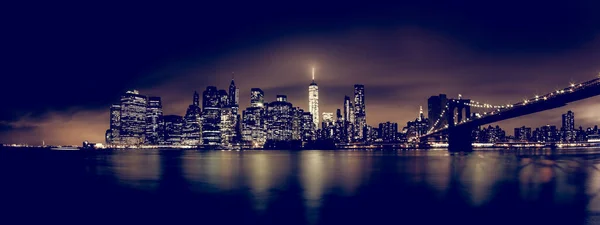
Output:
[{"xmin": 1, "ymin": 148, "xmax": 600, "ymax": 225}]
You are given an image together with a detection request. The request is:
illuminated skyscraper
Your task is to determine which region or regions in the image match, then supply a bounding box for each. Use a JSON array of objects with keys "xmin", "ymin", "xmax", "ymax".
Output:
[
  {"xmin": 145, "ymin": 97, "xmax": 163, "ymax": 145},
  {"xmin": 321, "ymin": 112, "xmax": 334, "ymax": 139},
  {"xmin": 266, "ymin": 95, "xmax": 293, "ymax": 141},
  {"xmin": 353, "ymin": 84, "xmax": 366, "ymax": 141},
  {"xmin": 250, "ymin": 88, "xmax": 264, "ymax": 107},
  {"xmin": 182, "ymin": 91, "xmax": 201, "ymax": 146},
  {"xmin": 105, "ymin": 104, "xmax": 121, "ymax": 144},
  {"xmin": 301, "ymin": 112, "xmax": 315, "ymax": 144},
  {"xmin": 202, "ymin": 86, "xmax": 221, "ymax": 146},
  {"xmin": 562, "ymin": 110, "xmax": 575, "ymax": 131},
  {"xmin": 119, "ymin": 90, "xmax": 147, "ymax": 145},
  {"xmin": 309, "ymin": 67, "xmax": 319, "ymax": 129},
  {"xmin": 242, "ymin": 106, "xmax": 266, "ymax": 147},
  {"xmin": 162, "ymin": 115, "xmax": 183, "ymax": 145},
  {"xmin": 379, "ymin": 122, "xmax": 398, "ymax": 142}
]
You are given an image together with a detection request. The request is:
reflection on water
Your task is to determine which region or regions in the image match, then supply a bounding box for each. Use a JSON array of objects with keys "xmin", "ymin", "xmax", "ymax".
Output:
[{"xmin": 2, "ymin": 148, "xmax": 600, "ymax": 224}]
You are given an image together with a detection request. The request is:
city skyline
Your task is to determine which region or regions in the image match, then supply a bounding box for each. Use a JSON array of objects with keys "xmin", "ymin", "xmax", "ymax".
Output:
[{"xmin": 2, "ymin": 1, "xmax": 600, "ymax": 145}]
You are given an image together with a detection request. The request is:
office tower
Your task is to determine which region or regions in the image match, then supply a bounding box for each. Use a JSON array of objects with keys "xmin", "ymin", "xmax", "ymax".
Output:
[
  {"xmin": 145, "ymin": 97, "xmax": 163, "ymax": 145},
  {"xmin": 291, "ymin": 107, "xmax": 304, "ymax": 141},
  {"xmin": 242, "ymin": 106, "xmax": 266, "ymax": 148},
  {"xmin": 403, "ymin": 107, "xmax": 430, "ymax": 141},
  {"xmin": 309, "ymin": 68, "xmax": 319, "ymax": 129},
  {"xmin": 266, "ymin": 95, "xmax": 293, "ymax": 141},
  {"xmin": 250, "ymin": 88, "xmax": 264, "ymax": 107},
  {"xmin": 162, "ymin": 115, "xmax": 183, "ymax": 145},
  {"xmin": 220, "ymin": 107, "xmax": 236, "ymax": 148},
  {"xmin": 119, "ymin": 90, "xmax": 147, "ymax": 145},
  {"xmin": 427, "ymin": 94, "xmax": 448, "ymax": 129},
  {"xmin": 218, "ymin": 90, "xmax": 229, "ymax": 107},
  {"xmin": 562, "ymin": 111, "xmax": 575, "ymax": 131},
  {"xmin": 562, "ymin": 110, "xmax": 576, "ymax": 142},
  {"xmin": 182, "ymin": 91, "xmax": 202, "ymax": 146},
  {"xmin": 229, "ymin": 78, "xmax": 237, "ymax": 106},
  {"xmin": 301, "ymin": 112, "xmax": 315, "ymax": 144},
  {"xmin": 321, "ymin": 112, "xmax": 334, "ymax": 139},
  {"xmin": 514, "ymin": 126, "xmax": 532, "ymax": 142},
  {"xmin": 378, "ymin": 122, "xmax": 398, "ymax": 142},
  {"xmin": 105, "ymin": 104, "xmax": 121, "ymax": 144},
  {"xmin": 353, "ymin": 84, "xmax": 366, "ymax": 141},
  {"xmin": 343, "ymin": 96, "xmax": 352, "ymax": 122},
  {"xmin": 202, "ymin": 86, "xmax": 221, "ymax": 146}
]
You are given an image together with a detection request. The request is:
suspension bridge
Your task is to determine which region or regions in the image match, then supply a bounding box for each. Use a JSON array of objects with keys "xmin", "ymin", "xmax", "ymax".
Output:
[{"xmin": 421, "ymin": 75, "xmax": 600, "ymax": 152}]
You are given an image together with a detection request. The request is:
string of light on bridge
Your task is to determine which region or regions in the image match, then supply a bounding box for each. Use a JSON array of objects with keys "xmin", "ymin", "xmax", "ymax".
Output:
[{"xmin": 423, "ymin": 75, "xmax": 600, "ymax": 137}]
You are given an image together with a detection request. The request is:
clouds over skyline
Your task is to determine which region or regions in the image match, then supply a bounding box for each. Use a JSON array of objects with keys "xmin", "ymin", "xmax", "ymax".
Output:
[{"xmin": 2, "ymin": 26, "xmax": 599, "ymax": 145}]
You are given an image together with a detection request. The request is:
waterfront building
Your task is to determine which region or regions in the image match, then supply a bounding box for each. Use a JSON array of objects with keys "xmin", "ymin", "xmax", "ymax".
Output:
[
  {"xmin": 182, "ymin": 92, "xmax": 201, "ymax": 146},
  {"xmin": 353, "ymin": 84, "xmax": 366, "ymax": 141},
  {"xmin": 379, "ymin": 122, "xmax": 398, "ymax": 143},
  {"xmin": 309, "ymin": 68, "xmax": 319, "ymax": 129},
  {"xmin": 514, "ymin": 126, "xmax": 532, "ymax": 142},
  {"xmin": 105, "ymin": 104, "xmax": 121, "ymax": 144},
  {"xmin": 119, "ymin": 90, "xmax": 147, "ymax": 145},
  {"xmin": 266, "ymin": 95, "xmax": 293, "ymax": 141},
  {"xmin": 145, "ymin": 97, "xmax": 163, "ymax": 145},
  {"xmin": 242, "ymin": 106, "xmax": 266, "ymax": 147},
  {"xmin": 162, "ymin": 115, "xmax": 183, "ymax": 145},
  {"xmin": 202, "ymin": 86, "xmax": 221, "ymax": 146}
]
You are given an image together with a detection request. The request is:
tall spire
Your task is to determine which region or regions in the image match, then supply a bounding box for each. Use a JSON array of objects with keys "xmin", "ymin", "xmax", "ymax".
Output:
[
  {"xmin": 418, "ymin": 106, "xmax": 424, "ymax": 121},
  {"xmin": 312, "ymin": 67, "xmax": 315, "ymax": 81}
]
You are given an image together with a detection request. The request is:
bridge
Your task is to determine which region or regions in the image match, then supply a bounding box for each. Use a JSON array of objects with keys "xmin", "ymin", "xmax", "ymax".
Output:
[{"xmin": 421, "ymin": 75, "xmax": 600, "ymax": 152}]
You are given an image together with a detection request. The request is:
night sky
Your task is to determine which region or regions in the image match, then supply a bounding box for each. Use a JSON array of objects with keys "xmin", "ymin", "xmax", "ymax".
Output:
[{"xmin": 2, "ymin": 1, "xmax": 600, "ymax": 145}]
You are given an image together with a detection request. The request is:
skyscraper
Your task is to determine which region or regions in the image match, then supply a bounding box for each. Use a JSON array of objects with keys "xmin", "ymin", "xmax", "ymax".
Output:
[
  {"xmin": 105, "ymin": 104, "xmax": 121, "ymax": 144},
  {"xmin": 145, "ymin": 97, "xmax": 163, "ymax": 145},
  {"xmin": 301, "ymin": 112, "xmax": 315, "ymax": 144},
  {"xmin": 162, "ymin": 115, "xmax": 183, "ymax": 145},
  {"xmin": 343, "ymin": 95, "xmax": 352, "ymax": 122},
  {"xmin": 427, "ymin": 94, "xmax": 448, "ymax": 129},
  {"xmin": 562, "ymin": 110, "xmax": 576, "ymax": 142},
  {"xmin": 353, "ymin": 84, "xmax": 366, "ymax": 141},
  {"xmin": 229, "ymin": 78, "xmax": 237, "ymax": 106},
  {"xmin": 119, "ymin": 90, "xmax": 147, "ymax": 145},
  {"xmin": 250, "ymin": 88, "xmax": 264, "ymax": 107},
  {"xmin": 202, "ymin": 86, "xmax": 221, "ymax": 146},
  {"xmin": 379, "ymin": 122, "xmax": 398, "ymax": 142},
  {"xmin": 182, "ymin": 91, "xmax": 201, "ymax": 146},
  {"xmin": 242, "ymin": 106, "xmax": 266, "ymax": 148},
  {"xmin": 266, "ymin": 95, "xmax": 293, "ymax": 141},
  {"xmin": 562, "ymin": 110, "xmax": 575, "ymax": 131},
  {"xmin": 309, "ymin": 67, "xmax": 319, "ymax": 129}
]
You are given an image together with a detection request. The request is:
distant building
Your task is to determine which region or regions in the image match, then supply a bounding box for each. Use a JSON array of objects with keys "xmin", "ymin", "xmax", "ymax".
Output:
[
  {"xmin": 182, "ymin": 92, "xmax": 202, "ymax": 146},
  {"xmin": 514, "ymin": 126, "xmax": 532, "ymax": 142},
  {"xmin": 428, "ymin": 94, "xmax": 448, "ymax": 129},
  {"xmin": 291, "ymin": 107, "xmax": 304, "ymax": 141},
  {"xmin": 266, "ymin": 95, "xmax": 293, "ymax": 141},
  {"xmin": 301, "ymin": 112, "xmax": 315, "ymax": 144},
  {"xmin": 404, "ymin": 107, "xmax": 429, "ymax": 141},
  {"xmin": 202, "ymin": 86, "xmax": 221, "ymax": 146},
  {"xmin": 321, "ymin": 112, "xmax": 335, "ymax": 139},
  {"xmin": 162, "ymin": 115, "xmax": 183, "ymax": 145},
  {"xmin": 354, "ymin": 84, "xmax": 366, "ymax": 141},
  {"xmin": 250, "ymin": 88, "xmax": 264, "ymax": 107},
  {"xmin": 220, "ymin": 106, "xmax": 237, "ymax": 148},
  {"xmin": 561, "ymin": 110, "xmax": 576, "ymax": 142},
  {"xmin": 105, "ymin": 104, "xmax": 121, "ymax": 144},
  {"xmin": 145, "ymin": 97, "xmax": 163, "ymax": 145},
  {"xmin": 309, "ymin": 68, "xmax": 319, "ymax": 129},
  {"xmin": 379, "ymin": 122, "xmax": 398, "ymax": 142},
  {"xmin": 242, "ymin": 107, "xmax": 266, "ymax": 147},
  {"xmin": 474, "ymin": 125, "xmax": 506, "ymax": 143},
  {"xmin": 119, "ymin": 90, "xmax": 147, "ymax": 145}
]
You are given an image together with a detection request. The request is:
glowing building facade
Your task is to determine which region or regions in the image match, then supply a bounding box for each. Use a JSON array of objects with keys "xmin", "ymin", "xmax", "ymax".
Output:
[
  {"xmin": 182, "ymin": 91, "xmax": 202, "ymax": 145},
  {"xmin": 309, "ymin": 68, "xmax": 319, "ymax": 129},
  {"xmin": 119, "ymin": 90, "xmax": 147, "ymax": 145},
  {"xmin": 145, "ymin": 97, "xmax": 163, "ymax": 145}
]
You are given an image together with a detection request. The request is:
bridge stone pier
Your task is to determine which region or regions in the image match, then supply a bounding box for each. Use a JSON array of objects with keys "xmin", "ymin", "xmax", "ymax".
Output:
[{"xmin": 447, "ymin": 99, "xmax": 473, "ymax": 152}]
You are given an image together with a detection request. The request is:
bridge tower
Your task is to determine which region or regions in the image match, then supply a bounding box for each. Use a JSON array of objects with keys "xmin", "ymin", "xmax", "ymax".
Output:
[{"xmin": 446, "ymin": 99, "xmax": 473, "ymax": 152}]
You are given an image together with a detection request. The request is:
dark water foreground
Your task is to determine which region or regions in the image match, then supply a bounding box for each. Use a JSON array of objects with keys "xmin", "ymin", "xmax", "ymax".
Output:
[{"xmin": 2, "ymin": 148, "xmax": 600, "ymax": 225}]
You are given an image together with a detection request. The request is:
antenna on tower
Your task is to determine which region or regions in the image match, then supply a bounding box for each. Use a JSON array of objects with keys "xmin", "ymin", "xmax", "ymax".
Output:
[{"xmin": 312, "ymin": 67, "xmax": 315, "ymax": 81}]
